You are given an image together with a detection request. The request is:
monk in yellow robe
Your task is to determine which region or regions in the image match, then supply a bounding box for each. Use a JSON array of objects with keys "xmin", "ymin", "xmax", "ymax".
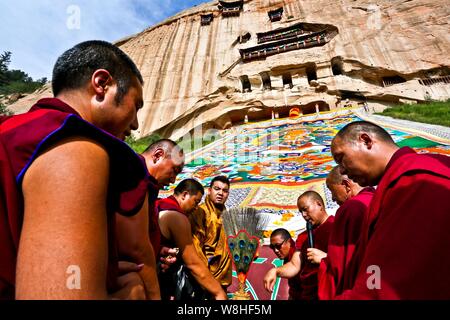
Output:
[{"xmin": 190, "ymin": 176, "xmax": 232, "ymax": 289}]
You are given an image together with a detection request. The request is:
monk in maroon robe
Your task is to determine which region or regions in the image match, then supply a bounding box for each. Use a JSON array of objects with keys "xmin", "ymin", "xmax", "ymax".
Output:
[
  {"xmin": 264, "ymin": 228, "xmax": 306, "ymax": 299},
  {"xmin": 331, "ymin": 121, "xmax": 450, "ymax": 299},
  {"xmin": 155, "ymin": 179, "xmax": 227, "ymax": 300},
  {"xmin": 315, "ymin": 166, "xmax": 374, "ymax": 299},
  {"xmin": 115, "ymin": 139, "xmax": 184, "ymax": 299},
  {"xmin": 0, "ymin": 41, "xmax": 151, "ymax": 299},
  {"xmin": 264, "ymin": 191, "xmax": 334, "ymax": 300}
]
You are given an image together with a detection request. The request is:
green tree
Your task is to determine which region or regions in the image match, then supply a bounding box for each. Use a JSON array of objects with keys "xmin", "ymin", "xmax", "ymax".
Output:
[{"xmin": 0, "ymin": 51, "xmax": 12, "ymax": 86}]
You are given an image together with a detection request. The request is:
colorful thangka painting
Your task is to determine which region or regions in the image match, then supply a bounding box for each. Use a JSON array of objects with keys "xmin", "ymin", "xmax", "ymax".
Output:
[{"xmin": 160, "ymin": 110, "xmax": 450, "ymax": 239}]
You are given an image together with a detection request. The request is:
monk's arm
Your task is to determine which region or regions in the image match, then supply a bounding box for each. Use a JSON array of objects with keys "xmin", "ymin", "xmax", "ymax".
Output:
[
  {"xmin": 116, "ymin": 197, "xmax": 161, "ymax": 299},
  {"xmin": 165, "ymin": 212, "xmax": 227, "ymax": 300},
  {"xmin": 17, "ymin": 138, "xmax": 113, "ymax": 299},
  {"xmin": 276, "ymin": 251, "xmax": 302, "ymax": 278}
]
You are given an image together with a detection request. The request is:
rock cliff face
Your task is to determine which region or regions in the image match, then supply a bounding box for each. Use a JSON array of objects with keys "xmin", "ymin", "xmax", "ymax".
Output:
[{"xmin": 8, "ymin": 0, "xmax": 450, "ymax": 139}]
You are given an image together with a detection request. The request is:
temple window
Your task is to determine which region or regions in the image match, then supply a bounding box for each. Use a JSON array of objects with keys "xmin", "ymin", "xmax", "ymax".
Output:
[
  {"xmin": 282, "ymin": 73, "xmax": 293, "ymax": 89},
  {"xmin": 260, "ymin": 72, "xmax": 272, "ymax": 90},
  {"xmin": 382, "ymin": 75, "xmax": 407, "ymax": 87},
  {"xmin": 201, "ymin": 14, "xmax": 214, "ymax": 26},
  {"xmin": 240, "ymin": 75, "xmax": 252, "ymax": 92},
  {"xmin": 268, "ymin": 8, "xmax": 283, "ymax": 22}
]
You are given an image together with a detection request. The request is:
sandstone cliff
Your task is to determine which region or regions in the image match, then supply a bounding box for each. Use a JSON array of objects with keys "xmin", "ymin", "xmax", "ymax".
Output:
[{"xmin": 8, "ymin": 0, "xmax": 450, "ymax": 140}]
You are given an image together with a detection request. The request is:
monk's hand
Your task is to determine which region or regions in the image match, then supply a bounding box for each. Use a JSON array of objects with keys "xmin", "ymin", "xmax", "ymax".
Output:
[
  {"xmin": 263, "ymin": 268, "xmax": 278, "ymax": 293},
  {"xmin": 215, "ymin": 288, "xmax": 228, "ymax": 300},
  {"xmin": 307, "ymin": 248, "xmax": 327, "ymax": 264},
  {"xmin": 117, "ymin": 261, "xmax": 144, "ymax": 275},
  {"xmin": 110, "ymin": 261, "xmax": 146, "ymax": 300},
  {"xmin": 159, "ymin": 246, "xmax": 179, "ymax": 273}
]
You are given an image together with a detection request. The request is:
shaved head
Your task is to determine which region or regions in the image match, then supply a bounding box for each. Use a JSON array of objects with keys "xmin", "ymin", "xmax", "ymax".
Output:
[
  {"xmin": 327, "ymin": 166, "xmax": 346, "ymax": 185},
  {"xmin": 142, "ymin": 138, "xmax": 185, "ymax": 188},
  {"xmin": 297, "ymin": 191, "xmax": 325, "ymax": 207},
  {"xmin": 143, "ymin": 139, "xmax": 182, "ymax": 156},
  {"xmin": 326, "ymin": 166, "xmax": 363, "ymax": 206},
  {"xmin": 270, "ymin": 228, "xmax": 292, "ymax": 241},
  {"xmin": 297, "ymin": 191, "xmax": 328, "ymax": 226},
  {"xmin": 335, "ymin": 121, "xmax": 395, "ymax": 145},
  {"xmin": 331, "ymin": 121, "xmax": 400, "ymax": 187}
]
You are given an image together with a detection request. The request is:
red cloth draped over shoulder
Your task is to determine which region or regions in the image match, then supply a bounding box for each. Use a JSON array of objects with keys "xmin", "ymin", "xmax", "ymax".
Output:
[
  {"xmin": 337, "ymin": 147, "xmax": 450, "ymax": 300},
  {"xmin": 155, "ymin": 196, "xmax": 186, "ymax": 248},
  {"xmin": 318, "ymin": 187, "xmax": 374, "ymax": 300},
  {"xmin": 0, "ymin": 98, "xmax": 148, "ymax": 299},
  {"xmin": 297, "ymin": 216, "xmax": 334, "ymax": 300}
]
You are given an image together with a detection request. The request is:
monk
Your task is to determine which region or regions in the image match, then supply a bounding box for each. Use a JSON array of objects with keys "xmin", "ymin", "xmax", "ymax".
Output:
[
  {"xmin": 263, "ymin": 228, "xmax": 306, "ymax": 299},
  {"xmin": 264, "ymin": 191, "xmax": 334, "ymax": 300},
  {"xmin": 310, "ymin": 166, "xmax": 374, "ymax": 299},
  {"xmin": 190, "ymin": 176, "xmax": 232, "ymax": 291},
  {"xmin": 156, "ymin": 179, "xmax": 227, "ymax": 300},
  {"xmin": 0, "ymin": 41, "xmax": 150, "ymax": 299},
  {"xmin": 115, "ymin": 139, "xmax": 184, "ymax": 299},
  {"xmin": 331, "ymin": 120, "xmax": 450, "ymax": 299}
]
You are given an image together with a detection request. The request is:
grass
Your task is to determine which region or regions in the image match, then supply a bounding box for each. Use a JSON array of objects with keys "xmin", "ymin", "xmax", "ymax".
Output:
[
  {"xmin": 376, "ymin": 100, "xmax": 450, "ymax": 127},
  {"xmin": 125, "ymin": 134, "xmax": 162, "ymax": 154},
  {"xmin": 125, "ymin": 133, "xmax": 217, "ymax": 154}
]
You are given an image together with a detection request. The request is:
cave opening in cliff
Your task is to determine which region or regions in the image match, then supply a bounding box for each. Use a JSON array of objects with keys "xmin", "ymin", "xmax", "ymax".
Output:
[
  {"xmin": 306, "ymin": 64, "xmax": 318, "ymax": 83},
  {"xmin": 331, "ymin": 57, "xmax": 344, "ymax": 76},
  {"xmin": 239, "ymin": 32, "xmax": 251, "ymax": 44},
  {"xmin": 260, "ymin": 72, "xmax": 272, "ymax": 90},
  {"xmin": 301, "ymin": 101, "xmax": 330, "ymax": 114},
  {"xmin": 382, "ymin": 75, "xmax": 407, "ymax": 87},
  {"xmin": 282, "ymin": 73, "xmax": 293, "ymax": 89},
  {"xmin": 268, "ymin": 8, "xmax": 283, "ymax": 22},
  {"xmin": 201, "ymin": 14, "xmax": 213, "ymax": 26},
  {"xmin": 240, "ymin": 75, "xmax": 252, "ymax": 92}
]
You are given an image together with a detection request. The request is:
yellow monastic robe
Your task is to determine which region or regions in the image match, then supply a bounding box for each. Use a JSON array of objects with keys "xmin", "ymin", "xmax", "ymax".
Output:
[{"xmin": 190, "ymin": 196, "xmax": 232, "ymax": 287}]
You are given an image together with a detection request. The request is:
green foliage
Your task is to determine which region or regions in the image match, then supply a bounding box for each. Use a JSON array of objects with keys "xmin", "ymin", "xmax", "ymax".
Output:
[
  {"xmin": 125, "ymin": 133, "xmax": 163, "ymax": 154},
  {"xmin": 376, "ymin": 100, "xmax": 450, "ymax": 128},
  {"xmin": 0, "ymin": 103, "xmax": 13, "ymax": 116},
  {"xmin": 0, "ymin": 51, "xmax": 46, "ymax": 95}
]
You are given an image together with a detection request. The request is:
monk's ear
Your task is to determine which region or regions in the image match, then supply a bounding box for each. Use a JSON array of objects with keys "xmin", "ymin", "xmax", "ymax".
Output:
[
  {"xmin": 153, "ymin": 148, "xmax": 165, "ymax": 163},
  {"xmin": 342, "ymin": 179, "xmax": 352, "ymax": 193},
  {"xmin": 359, "ymin": 133, "xmax": 373, "ymax": 150},
  {"xmin": 91, "ymin": 69, "xmax": 112, "ymax": 101}
]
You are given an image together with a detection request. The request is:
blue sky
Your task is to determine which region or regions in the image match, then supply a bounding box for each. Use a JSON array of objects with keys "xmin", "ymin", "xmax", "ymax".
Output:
[{"xmin": 0, "ymin": 0, "xmax": 207, "ymax": 80}]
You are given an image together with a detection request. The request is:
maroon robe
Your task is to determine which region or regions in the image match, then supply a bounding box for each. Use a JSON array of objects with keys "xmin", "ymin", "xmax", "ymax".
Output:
[
  {"xmin": 147, "ymin": 175, "xmax": 161, "ymax": 259},
  {"xmin": 284, "ymin": 233, "xmax": 307, "ymax": 300},
  {"xmin": 318, "ymin": 187, "xmax": 375, "ymax": 300},
  {"xmin": 338, "ymin": 147, "xmax": 450, "ymax": 299},
  {"xmin": 297, "ymin": 216, "xmax": 334, "ymax": 300},
  {"xmin": 0, "ymin": 98, "xmax": 148, "ymax": 299}
]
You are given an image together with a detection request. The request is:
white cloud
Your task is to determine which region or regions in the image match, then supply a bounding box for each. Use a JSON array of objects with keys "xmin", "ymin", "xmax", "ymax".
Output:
[{"xmin": 0, "ymin": 0, "xmax": 206, "ymax": 80}]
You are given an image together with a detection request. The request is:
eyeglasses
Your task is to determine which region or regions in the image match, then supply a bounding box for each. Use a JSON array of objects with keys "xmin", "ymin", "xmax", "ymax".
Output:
[{"xmin": 269, "ymin": 239, "xmax": 287, "ymax": 251}]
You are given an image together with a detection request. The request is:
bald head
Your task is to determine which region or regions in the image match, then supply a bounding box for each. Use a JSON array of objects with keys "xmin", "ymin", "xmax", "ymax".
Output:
[
  {"xmin": 335, "ymin": 121, "xmax": 395, "ymax": 145},
  {"xmin": 297, "ymin": 191, "xmax": 325, "ymax": 207},
  {"xmin": 297, "ymin": 191, "xmax": 328, "ymax": 226},
  {"xmin": 326, "ymin": 166, "xmax": 363, "ymax": 206},
  {"xmin": 143, "ymin": 139, "xmax": 181, "ymax": 156},
  {"xmin": 142, "ymin": 139, "xmax": 185, "ymax": 188},
  {"xmin": 331, "ymin": 121, "xmax": 399, "ymax": 187},
  {"xmin": 326, "ymin": 165, "xmax": 346, "ymax": 185}
]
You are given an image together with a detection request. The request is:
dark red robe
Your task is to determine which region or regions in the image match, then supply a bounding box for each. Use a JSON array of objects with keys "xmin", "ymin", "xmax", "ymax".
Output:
[
  {"xmin": 318, "ymin": 187, "xmax": 375, "ymax": 299},
  {"xmin": 338, "ymin": 147, "xmax": 450, "ymax": 299},
  {"xmin": 138, "ymin": 156, "xmax": 161, "ymax": 259},
  {"xmin": 297, "ymin": 215, "xmax": 334, "ymax": 300},
  {"xmin": 0, "ymin": 98, "xmax": 148, "ymax": 299},
  {"xmin": 284, "ymin": 233, "xmax": 307, "ymax": 300}
]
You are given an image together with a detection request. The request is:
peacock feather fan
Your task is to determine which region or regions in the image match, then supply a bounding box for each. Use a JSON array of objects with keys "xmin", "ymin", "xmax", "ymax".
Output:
[{"xmin": 222, "ymin": 207, "xmax": 270, "ymax": 285}]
